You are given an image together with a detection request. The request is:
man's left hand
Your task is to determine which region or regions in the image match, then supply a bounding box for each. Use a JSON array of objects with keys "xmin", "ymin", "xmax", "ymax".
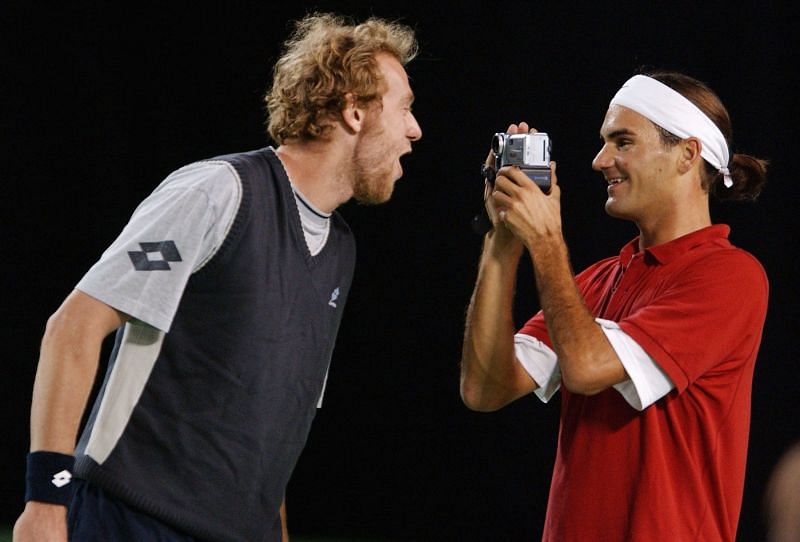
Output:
[{"xmin": 491, "ymin": 160, "xmax": 561, "ymax": 249}]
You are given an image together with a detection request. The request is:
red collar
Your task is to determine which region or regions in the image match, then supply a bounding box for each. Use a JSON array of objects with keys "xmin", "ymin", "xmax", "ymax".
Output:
[{"xmin": 619, "ymin": 224, "xmax": 731, "ymax": 266}]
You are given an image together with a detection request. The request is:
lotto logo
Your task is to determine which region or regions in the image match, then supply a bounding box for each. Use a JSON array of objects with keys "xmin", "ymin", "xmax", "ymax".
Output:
[
  {"xmin": 128, "ymin": 241, "xmax": 183, "ymax": 271},
  {"xmin": 51, "ymin": 469, "xmax": 72, "ymax": 488}
]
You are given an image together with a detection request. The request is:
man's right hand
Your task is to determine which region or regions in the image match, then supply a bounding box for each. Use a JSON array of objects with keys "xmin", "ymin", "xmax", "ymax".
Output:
[
  {"xmin": 483, "ymin": 122, "xmax": 532, "ymax": 254},
  {"xmin": 13, "ymin": 501, "xmax": 68, "ymax": 542}
]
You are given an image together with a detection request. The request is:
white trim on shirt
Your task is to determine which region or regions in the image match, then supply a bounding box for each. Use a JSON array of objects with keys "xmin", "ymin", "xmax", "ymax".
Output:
[
  {"xmin": 514, "ymin": 334, "xmax": 560, "ymax": 402},
  {"xmin": 292, "ymin": 186, "xmax": 331, "ymax": 257},
  {"xmin": 598, "ymin": 318, "xmax": 675, "ymax": 410},
  {"xmin": 514, "ymin": 318, "xmax": 674, "ymax": 410}
]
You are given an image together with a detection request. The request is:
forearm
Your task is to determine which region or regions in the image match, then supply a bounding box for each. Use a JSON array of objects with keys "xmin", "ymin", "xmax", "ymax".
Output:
[
  {"xmin": 30, "ymin": 291, "xmax": 126, "ymax": 453},
  {"xmin": 528, "ymin": 236, "xmax": 624, "ymax": 394},
  {"xmin": 15, "ymin": 292, "xmax": 124, "ymax": 540},
  {"xmin": 461, "ymin": 232, "xmax": 534, "ymax": 411},
  {"xmin": 30, "ymin": 317, "xmax": 104, "ymax": 453}
]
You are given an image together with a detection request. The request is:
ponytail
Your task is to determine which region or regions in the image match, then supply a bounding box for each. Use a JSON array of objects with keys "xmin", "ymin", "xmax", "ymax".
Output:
[
  {"xmin": 647, "ymin": 70, "xmax": 769, "ymax": 202},
  {"xmin": 710, "ymin": 153, "xmax": 768, "ymax": 201}
]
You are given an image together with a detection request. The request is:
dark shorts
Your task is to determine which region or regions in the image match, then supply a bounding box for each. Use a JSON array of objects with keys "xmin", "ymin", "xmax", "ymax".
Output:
[{"xmin": 68, "ymin": 479, "xmax": 199, "ymax": 542}]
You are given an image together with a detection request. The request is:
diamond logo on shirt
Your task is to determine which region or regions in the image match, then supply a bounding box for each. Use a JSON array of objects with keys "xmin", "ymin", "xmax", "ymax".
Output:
[
  {"xmin": 128, "ymin": 241, "xmax": 183, "ymax": 271},
  {"xmin": 51, "ymin": 469, "xmax": 72, "ymax": 488}
]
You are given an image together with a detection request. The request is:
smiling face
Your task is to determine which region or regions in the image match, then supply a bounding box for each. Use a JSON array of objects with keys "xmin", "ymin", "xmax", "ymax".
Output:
[
  {"xmin": 351, "ymin": 53, "xmax": 422, "ymax": 204},
  {"xmin": 592, "ymin": 105, "xmax": 684, "ymax": 225}
]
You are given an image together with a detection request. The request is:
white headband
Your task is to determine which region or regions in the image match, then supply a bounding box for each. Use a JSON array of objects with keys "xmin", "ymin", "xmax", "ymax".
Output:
[{"xmin": 610, "ymin": 75, "xmax": 733, "ymax": 188}]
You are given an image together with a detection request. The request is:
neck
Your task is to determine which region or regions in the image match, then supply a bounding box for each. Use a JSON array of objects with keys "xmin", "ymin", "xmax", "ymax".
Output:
[
  {"xmin": 274, "ymin": 137, "xmax": 354, "ymax": 214},
  {"xmin": 636, "ymin": 193, "xmax": 711, "ymax": 250}
]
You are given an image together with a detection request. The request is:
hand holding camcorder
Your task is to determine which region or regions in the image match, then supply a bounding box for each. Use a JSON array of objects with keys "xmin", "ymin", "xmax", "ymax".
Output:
[
  {"xmin": 490, "ymin": 132, "xmax": 552, "ymax": 192},
  {"xmin": 473, "ymin": 129, "xmax": 553, "ymax": 235}
]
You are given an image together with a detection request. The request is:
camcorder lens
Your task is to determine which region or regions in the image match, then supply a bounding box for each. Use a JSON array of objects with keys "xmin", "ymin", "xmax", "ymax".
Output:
[{"xmin": 491, "ymin": 133, "xmax": 505, "ymax": 156}]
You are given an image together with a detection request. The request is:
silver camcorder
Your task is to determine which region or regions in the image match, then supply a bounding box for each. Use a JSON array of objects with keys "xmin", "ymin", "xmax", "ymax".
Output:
[{"xmin": 491, "ymin": 132, "xmax": 552, "ymax": 191}]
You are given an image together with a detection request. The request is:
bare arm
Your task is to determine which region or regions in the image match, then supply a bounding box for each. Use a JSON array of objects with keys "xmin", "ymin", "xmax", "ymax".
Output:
[
  {"xmin": 30, "ymin": 290, "xmax": 128, "ymax": 451},
  {"xmin": 280, "ymin": 499, "xmax": 289, "ymax": 541},
  {"xmin": 460, "ymin": 126, "xmax": 544, "ymax": 411},
  {"xmin": 492, "ymin": 163, "xmax": 626, "ymax": 395},
  {"xmin": 460, "ymin": 225, "xmax": 540, "ymax": 411},
  {"xmin": 527, "ymin": 237, "xmax": 625, "ymax": 394},
  {"xmin": 13, "ymin": 289, "xmax": 127, "ymax": 541}
]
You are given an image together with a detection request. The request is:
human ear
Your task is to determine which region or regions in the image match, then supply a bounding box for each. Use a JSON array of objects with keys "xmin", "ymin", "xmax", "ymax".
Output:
[
  {"xmin": 677, "ymin": 137, "xmax": 702, "ymax": 174},
  {"xmin": 341, "ymin": 93, "xmax": 365, "ymax": 134}
]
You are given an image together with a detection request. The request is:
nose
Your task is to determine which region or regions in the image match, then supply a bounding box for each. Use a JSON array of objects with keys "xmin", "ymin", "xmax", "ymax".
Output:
[
  {"xmin": 592, "ymin": 143, "xmax": 612, "ymax": 171},
  {"xmin": 407, "ymin": 112, "xmax": 422, "ymax": 141}
]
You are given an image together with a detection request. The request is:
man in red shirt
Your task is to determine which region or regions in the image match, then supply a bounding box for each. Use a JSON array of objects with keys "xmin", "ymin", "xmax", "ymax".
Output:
[{"xmin": 460, "ymin": 72, "xmax": 769, "ymax": 540}]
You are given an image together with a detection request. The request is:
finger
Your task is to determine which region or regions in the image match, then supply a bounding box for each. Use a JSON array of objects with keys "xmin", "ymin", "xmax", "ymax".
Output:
[
  {"xmin": 491, "ymin": 188, "xmax": 513, "ymax": 212},
  {"xmin": 496, "ymin": 166, "xmax": 530, "ymax": 188},
  {"xmin": 547, "ymin": 161, "xmax": 562, "ymax": 200},
  {"xmin": 547, "ymin": 161, "xmax": 560, "ymax": 198},
  {"xmin": 484, "ymin": 149, "xmax": 495, "ymax": 167},
  {"xmin": 504, "ymin": 123, "xmax": 539, "ymax": 135},
  {"xmin": 484, "ymin": 180, "xmax": 501, "ymax": 223},
  {"xmin": 493, "ymin": 173, "xmax": 517, "ymax": 196}
]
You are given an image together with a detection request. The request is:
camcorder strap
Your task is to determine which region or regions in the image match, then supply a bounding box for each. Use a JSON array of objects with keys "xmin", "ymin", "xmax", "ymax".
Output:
[{"xmin": 472, "ymin": 163, "xmax": 496, "ymax": 236}]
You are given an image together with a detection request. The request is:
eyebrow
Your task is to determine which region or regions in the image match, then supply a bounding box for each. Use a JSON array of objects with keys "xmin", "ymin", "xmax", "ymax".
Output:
[
  {"xmin": 600, "ymin": 128, "xmax": 636, "ymax": 140},
  {"xmin": 404, "ymin": 92, "xmax": 415, "ymax": 106}
]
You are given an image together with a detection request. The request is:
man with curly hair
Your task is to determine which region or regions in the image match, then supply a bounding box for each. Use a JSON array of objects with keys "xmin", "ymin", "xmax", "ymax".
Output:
[{"xmin": 14, "ymin": 13, "xmax": 421, "ymax": 542}]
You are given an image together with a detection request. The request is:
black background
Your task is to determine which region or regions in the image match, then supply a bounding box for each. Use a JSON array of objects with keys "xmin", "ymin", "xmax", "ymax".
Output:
[{"xmin": 3, "ymin": 2, "xmax": 797, "ymax": 540}]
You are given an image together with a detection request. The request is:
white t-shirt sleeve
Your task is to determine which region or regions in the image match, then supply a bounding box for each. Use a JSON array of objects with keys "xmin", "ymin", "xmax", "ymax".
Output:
[
  {"xmin": 514, "ymin": 333, "xmax": 561, "ymax": 402},
  {"xmin": 76, "ymin": 160, "xmax": 241, "ymax": 332},
  {"xmin": 597, "ymin": 318, "xmax": 675, "ymax": 410},
  {"xmin": 514, "ymin": 319, "xmax": 674, "ymax": 409}
]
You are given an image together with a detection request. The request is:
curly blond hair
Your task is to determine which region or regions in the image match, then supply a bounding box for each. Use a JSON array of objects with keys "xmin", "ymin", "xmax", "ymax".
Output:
[{"xmin": 266, "ymin": 13, "xmax": 418, "ymax": 143}]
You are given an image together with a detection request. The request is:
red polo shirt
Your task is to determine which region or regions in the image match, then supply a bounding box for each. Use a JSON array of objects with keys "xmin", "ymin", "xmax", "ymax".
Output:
[{"xmin": 519, "ymin": 224, "xmax": 768, "ymax": 541}]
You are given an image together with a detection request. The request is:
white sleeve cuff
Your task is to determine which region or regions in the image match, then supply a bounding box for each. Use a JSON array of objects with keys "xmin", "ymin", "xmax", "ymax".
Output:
[
  {"xmin": 514, "ymin": 334, "xmax": 560, "ymax": 402},
  {"xmin": 596, "ymin": 318, "xmax": 674, "ymax": 410}
]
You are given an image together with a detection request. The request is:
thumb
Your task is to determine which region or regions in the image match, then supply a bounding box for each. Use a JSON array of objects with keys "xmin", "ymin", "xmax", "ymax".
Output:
[{"xmin": 548, "ymin": 161, "xmax": 561, "ymax": 198}]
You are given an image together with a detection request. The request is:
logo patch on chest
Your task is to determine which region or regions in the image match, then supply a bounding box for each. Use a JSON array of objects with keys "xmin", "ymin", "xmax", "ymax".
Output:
[{"xmin": 328, "ymin": 287, "xmax": 340, "ymax": 308}]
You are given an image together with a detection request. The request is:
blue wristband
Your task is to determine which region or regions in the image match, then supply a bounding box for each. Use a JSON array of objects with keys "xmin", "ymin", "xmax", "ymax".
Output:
[{"xmin": 25, "ymin": 451, "xmax": 76, "ymax": 506}]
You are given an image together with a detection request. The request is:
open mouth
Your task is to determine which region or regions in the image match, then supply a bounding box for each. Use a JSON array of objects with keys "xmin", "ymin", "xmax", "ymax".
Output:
[
  {"xmin": 607, "ymin": 177, "xmax": 626, "ymax": 185},
  {"xmin": 397, "ymin": 149, "xmax": 412, "ymax": 171}
]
